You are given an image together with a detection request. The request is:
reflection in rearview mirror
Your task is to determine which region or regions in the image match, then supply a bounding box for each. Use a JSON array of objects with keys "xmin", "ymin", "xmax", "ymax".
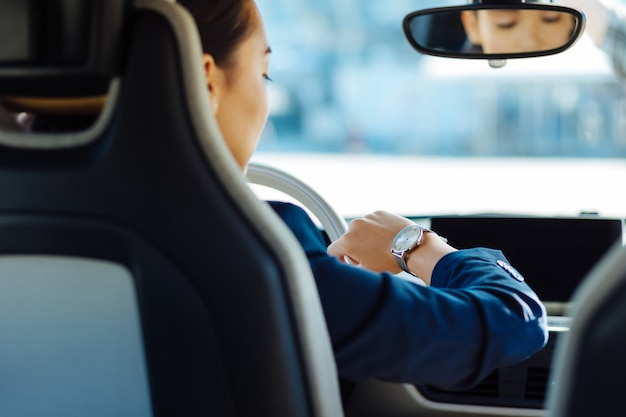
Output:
[
  {"xmin": 461, "ymin": 9, "xmax": 574, "ymax": 54},
  {"xmin": 404, "ymin": 5, "xmax": 585, "ymax": 60}
]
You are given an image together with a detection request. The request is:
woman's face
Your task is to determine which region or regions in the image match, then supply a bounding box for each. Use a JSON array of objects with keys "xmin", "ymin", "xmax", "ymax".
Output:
[
  {"xmin": 204, "ymin": 1, "xmax": 271, "ymax": 171},
  {"xmin": 461, "ymin": 9, "xmax": 574, "ymax": 54}
]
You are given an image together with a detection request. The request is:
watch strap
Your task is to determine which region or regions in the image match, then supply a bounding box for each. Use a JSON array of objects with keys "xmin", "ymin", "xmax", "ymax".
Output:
[{"xmin": 395, "ymin": 252, "xmax": 416, "ymax": 277}]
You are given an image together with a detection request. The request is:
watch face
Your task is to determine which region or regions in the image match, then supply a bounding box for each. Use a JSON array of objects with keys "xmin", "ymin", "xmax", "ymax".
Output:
[{"xmin": 392, "ymin": 225, "xmax": 422, "ymax": 252}]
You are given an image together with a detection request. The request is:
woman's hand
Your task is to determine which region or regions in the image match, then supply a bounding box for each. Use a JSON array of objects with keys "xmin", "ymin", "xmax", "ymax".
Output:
[
  {"xmin": 327, "ymin": 211, "xmax": 415, "ymax": 273},
  {"xmin": 327, "ymin": 210, "xmax": 456, "ymax": 285}
]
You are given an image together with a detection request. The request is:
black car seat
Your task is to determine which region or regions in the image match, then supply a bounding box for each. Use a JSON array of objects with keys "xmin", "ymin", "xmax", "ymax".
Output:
[
  {"xmin": 547, "ymin": 241, "xmax": 626, "ymax": 417},
  {"xmin": 0, "ymin": 0, "xmax": 343, "ymax": 416}
]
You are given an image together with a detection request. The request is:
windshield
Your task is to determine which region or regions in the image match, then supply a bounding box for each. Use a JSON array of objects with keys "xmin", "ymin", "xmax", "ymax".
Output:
[{"xmin": 252, "ymin": 0, "xmax": 626, "ymax": 219}]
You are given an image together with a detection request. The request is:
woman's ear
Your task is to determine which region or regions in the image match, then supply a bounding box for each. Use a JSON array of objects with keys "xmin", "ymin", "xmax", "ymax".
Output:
[
  {"xmin": 203, "ymin": 53, "xmax": 220, "ymax": 113},
  {"xmin": 202, "ymin": 53, "xmax": 215, "ymax": 88}
]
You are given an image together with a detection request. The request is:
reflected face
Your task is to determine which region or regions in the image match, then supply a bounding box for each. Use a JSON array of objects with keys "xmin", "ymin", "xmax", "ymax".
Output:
[{"xmin": 461, "ymin": 9, "xmax": 574, "ymax": 54}]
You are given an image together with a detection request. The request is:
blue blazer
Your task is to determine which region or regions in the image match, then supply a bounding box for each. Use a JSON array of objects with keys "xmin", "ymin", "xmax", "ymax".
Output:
[{"xmin": 270, "ymin": 201, "xmax": 548, "ymax": 390}]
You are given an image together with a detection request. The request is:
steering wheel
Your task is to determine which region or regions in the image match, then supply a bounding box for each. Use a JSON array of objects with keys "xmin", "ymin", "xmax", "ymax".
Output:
[
  {"xmin": 246, "ymin": 161, "xmax": 423, "ymax": 284},
  {"xmin": 245, "ymin": 161, "xmax": 348, "ymax": 242}
]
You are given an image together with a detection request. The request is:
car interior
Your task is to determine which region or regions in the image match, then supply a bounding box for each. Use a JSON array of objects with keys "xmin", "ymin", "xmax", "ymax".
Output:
[{"xmin": 1, "ymin": 1, "xmax": 626, "ymax": 417}]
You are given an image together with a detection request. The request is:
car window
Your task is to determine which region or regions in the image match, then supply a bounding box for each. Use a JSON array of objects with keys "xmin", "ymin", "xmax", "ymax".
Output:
[{"xmin": 252, "ymin": 0, "xmax": 626, "ymax": 219}]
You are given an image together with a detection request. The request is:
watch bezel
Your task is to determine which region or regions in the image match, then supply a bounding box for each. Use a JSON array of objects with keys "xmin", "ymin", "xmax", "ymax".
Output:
[{"xmin": 391, "ymin": 224, "xmax": 425, "ymax": 255}]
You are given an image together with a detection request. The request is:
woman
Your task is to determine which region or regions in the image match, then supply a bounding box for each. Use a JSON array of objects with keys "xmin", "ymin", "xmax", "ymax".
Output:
[{"xmin": 179, "ymin": 0, "xmax": 547, "ymax": 390}]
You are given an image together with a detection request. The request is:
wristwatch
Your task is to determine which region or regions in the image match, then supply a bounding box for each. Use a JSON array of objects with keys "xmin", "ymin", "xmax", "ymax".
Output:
[{"xmin": 390, "ymin": 224, "xmax": 433, "ymax": 276}]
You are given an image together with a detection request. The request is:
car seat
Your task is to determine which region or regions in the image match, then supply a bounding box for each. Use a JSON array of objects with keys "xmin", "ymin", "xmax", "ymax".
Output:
[
  {"xmin": 547, "ymin": 240, "xmax": 626, "ymax": 417},
  {"xmin": 0, "ymin": 0, "xmax": 343, "ymax": 416}
]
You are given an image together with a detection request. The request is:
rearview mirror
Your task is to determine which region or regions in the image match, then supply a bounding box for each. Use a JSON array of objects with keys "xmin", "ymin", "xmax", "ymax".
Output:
[{"xmin": 403, "ymin": 4, "xmax": 585, "ymax": 60}]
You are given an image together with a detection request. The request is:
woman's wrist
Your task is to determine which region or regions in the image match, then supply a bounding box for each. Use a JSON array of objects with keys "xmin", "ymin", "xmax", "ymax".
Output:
[{"xmin": 405, "ymin": 232, "xmax": 457, "ymax": 285}]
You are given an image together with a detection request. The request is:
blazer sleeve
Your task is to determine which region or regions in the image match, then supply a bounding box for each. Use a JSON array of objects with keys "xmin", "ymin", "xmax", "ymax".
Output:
[{"xmin": 269, "ymin": 201, "xmax": 548, "ymax": 390}]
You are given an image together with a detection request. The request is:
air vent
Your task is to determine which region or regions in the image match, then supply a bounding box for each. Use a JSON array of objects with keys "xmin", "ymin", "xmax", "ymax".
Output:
[
  {"xmin": 525, "ymin": 366, "xmax": 550, "ymax": 401},
  {"xmin": 465, "ymin": 372, "xmax": 500, "ymax": 397},
  {"xmin": 415, "ymin": 330, "xmax": 561, "ymax": 409},
  {"xmin": 417, "ymin": 365, "xmax": 549, "ymax": 409}
]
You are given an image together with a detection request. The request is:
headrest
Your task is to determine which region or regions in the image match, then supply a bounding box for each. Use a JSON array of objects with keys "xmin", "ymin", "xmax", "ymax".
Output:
[{"xmin": 0, "ymin": 0, "xmax": 130, "ymax": 97}]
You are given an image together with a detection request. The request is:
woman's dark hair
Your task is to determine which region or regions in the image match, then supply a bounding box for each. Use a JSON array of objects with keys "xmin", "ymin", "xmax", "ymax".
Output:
[{"xmin": 178, "ymin": 0, "xmax": 253, "ymax": 68}]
